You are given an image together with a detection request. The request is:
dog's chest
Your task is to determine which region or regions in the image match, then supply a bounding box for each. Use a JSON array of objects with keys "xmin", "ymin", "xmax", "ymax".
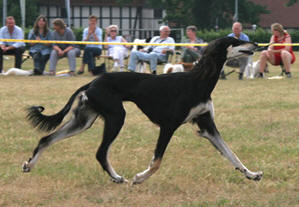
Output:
[{"xmin": 184, "ymin": 101, "xmax": 212, "ymax": 122}]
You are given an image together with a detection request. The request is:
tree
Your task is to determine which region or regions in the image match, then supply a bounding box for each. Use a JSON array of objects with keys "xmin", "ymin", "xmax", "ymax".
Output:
[
  {"xmin": 117, "ymin": 0, "xmax": 268, "ymax": 29},
  {"xmin": 286, "ymin": 0, "xmax": 298, "ymax": 6},
  {"xmin": 0, "ymin": 0, "xmax": 39, "ymax": 27}
]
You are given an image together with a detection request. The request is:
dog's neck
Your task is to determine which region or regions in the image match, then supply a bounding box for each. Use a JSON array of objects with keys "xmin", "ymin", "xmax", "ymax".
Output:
[{"xmin": 190, "ymin": 45, "xmax": 229, "ymax": 98}]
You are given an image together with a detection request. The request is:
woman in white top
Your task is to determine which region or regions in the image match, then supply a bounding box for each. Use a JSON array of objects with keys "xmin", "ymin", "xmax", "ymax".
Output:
[{"xmin": 104, "ymin": 25, "xmax": 130, "ymax": 71}]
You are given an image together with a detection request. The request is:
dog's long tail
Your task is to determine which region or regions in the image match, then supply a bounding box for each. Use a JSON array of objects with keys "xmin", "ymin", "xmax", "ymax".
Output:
[{"xmin": 26, "ymin": 82, "xmax": 91, "ymax": 132}]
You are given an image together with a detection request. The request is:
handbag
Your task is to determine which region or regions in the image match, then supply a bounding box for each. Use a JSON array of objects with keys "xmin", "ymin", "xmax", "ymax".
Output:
[{"xmin": 91, "ymin": 63, "xmax": 106, "ymax": 75}]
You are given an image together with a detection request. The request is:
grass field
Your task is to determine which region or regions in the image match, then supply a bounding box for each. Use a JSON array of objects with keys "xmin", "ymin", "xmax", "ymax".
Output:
[{"xmin": 0, "ymin": 52, "xmax": 298, "ymax": 207}]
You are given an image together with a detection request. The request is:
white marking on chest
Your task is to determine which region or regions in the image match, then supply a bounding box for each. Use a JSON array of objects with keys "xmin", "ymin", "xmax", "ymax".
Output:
[{"xmin": 184, "ymin": 100, "xmax": 213, "ymax": 122}]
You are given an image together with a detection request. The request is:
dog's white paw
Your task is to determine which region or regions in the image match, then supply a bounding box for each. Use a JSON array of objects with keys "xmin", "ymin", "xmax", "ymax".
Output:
[
  {"xmin": 22, "ymin": 161, "xmax": 31, "ymax": 173},
  {"xmin": 239, "ymin": 168, "xmax": 263, "ymax": 181},
  {"xmin": 131, "ymin": 174, "xmax": 145, "ymax": 185},
  {"xmin": 111, "ymin": 176, "xmax": 128, "ymax": 184},
  {"xmin": 245, "ymin": 171, "xmax": 263, "ymax": 181}
]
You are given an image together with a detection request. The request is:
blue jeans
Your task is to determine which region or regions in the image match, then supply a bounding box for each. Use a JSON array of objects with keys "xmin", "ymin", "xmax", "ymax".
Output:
[
  {"xmin": 82, "ymin": 47, "xmax": 102, "ymax": 71},
  {"xmin": 128, "ymin": 51, "xmax": 166, "ymax": 72},
  {"xmin": 30, "ymin": 52, "xmax": 50, "ymax": 72}
]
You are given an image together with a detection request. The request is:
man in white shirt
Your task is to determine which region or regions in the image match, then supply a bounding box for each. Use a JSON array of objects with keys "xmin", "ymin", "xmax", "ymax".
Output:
[
  {"xmin": 128, "ymin": 26, "xmax": 175, "ymax": 74},
  {"xmin": 0, "ymin": 16, "xmax": 25, "ymax": 73}
]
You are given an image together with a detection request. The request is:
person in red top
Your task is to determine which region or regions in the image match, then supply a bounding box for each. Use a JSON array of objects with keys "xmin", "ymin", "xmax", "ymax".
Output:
[{"xmin": 259, "ymin": 23, "xmax": 295, "ymax": 78}]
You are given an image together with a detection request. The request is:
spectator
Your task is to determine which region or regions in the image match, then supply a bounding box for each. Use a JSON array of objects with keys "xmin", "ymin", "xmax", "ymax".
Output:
[
  {"xmin": 128, "ymin": 25, "xmax": 175, "ymax": 74},
  {"xmin": 104, "ymin": 25, "xmax": 130, "ymax": 72},
  {"xmin": 182, "ymin": 25, "xmax": 205, "ymax": 63},
  {"xmin": 28, "ymin": 15, "xmax": 52, "ymax": 75},
  {"xmin": 77, "ymin": 15, "xmax": 103, "ymax": 75},
  {"xmin": 223, "ymin": 22, "xmax": 250, "ymax": 80},
  {"xmin": 49, "ymin": 18, "xmax": 80, "ymax": 76},
  {"xmin": 0, "ymin": 16, "xmax": 25, "ymax": 73},
  {"xmin": 258, "ymin": 23, "xmax": 295, "ymax": 78}
]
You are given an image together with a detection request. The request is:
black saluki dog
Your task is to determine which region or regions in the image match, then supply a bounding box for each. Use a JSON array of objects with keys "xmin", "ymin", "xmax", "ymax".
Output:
[{"xmin": 23, "ymin": 37, "xmax": 263, "ymax": 184}]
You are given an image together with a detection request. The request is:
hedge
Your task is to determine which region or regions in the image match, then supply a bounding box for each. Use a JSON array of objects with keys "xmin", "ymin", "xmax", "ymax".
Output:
[{"xmin": 197, "ymin": 28, "xmax": 299, "ymax": 50}]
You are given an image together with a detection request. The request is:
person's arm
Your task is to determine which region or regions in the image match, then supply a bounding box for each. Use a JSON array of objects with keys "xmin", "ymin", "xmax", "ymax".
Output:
[
  {"xmin": 92, "ymin": 27, "xmax": 101, "ymax": 42},
  {"xmin": 28, "ymin": 29, "xmax": 36, "ymax": 46},
  {"xmin": 143, "ymin": 36, "xmax": 157, "ymax": 52},
  {"xmin": 268, "ymin": 35, "xmax": 275, "ymax": 51},
  {"xmin": 284, "ymin": 35, "xmax": 292, "ymax": 52},
  {"xmin": 104, "ymin": 28, "xmax": 109, "ymax": 50},
  {"xmin": 12, "ymin": 27, "xmax": 25, "ymax": 48},
  {"xmin": 0, "ymin": 28, "xmax": 4, "ymax": 47},
  {"xmin": 121, "ymin": 37, "xmax": 130, "ymax": 49},
  {"xmin": 53, "ymin": 45, "xmax": 63, "ymax": 53},
  {"xmin": 62, "ymin": 29, "xmax": 75, "ymax": 53},
  {"xmin": 161, "ymin": 37, "xmax": 175, "ymax": 54},
  {"xmin": 82, "ymin": 28, "xmax": 88, "ymax": 41}
]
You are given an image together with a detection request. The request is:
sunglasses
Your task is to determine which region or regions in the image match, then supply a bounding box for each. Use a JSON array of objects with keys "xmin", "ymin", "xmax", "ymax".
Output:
[{"xmin": 110, "ymin": 30, "xmax": 117, "ymax": 32}]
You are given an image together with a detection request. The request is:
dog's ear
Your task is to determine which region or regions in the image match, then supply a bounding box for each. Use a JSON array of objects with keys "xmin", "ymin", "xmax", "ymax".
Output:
[{"xmin": 166, "ymin": 67, "xmax": 173, "ymax": 73}]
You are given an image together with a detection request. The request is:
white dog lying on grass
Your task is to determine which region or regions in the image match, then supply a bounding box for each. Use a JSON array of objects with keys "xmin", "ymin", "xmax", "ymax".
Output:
[
  {"xmin": 0, "ymin": 68, "xmax": 72, "ymax": 77},
  {"xmin": 0, "ymin": 68, "xmax": 32, "ymax": 76}
]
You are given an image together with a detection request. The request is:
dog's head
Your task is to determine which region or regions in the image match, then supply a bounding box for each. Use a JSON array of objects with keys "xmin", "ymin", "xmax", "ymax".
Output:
[{"xmin": 225, "ymin": 37, "xmax": 257, "ymax": 60}]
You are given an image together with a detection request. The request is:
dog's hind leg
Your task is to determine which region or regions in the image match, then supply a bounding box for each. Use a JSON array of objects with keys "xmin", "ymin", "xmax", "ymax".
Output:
[
  {"xmin": 23, "ymin": 97, "xmax": 98, "ymax": 172},
  {"xmin": 195, "ymin": 112, "xmax": 263, "ymax": 181},
  {"xmin": 132, "ymin": 126, "xmax": 176, "ymax": 184},
  {"xmin": 95, "ymin": 107, "xmax": 127, "ymax": 183}
]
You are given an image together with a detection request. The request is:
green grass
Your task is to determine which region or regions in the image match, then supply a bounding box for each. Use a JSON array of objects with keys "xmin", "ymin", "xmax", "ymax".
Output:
[{"xmin": 0, "ymin": 52, "xmax": 298, "ymax": 207}]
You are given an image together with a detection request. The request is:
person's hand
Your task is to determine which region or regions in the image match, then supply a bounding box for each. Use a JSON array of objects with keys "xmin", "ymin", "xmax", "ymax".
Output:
[
  {"xmin": 88, "ymin": 27, "xmax": 95, "ymax": 35},
  {"xmin": 58, "ymin": 50, "xmax": 64, "ymax": 57},
  {"xmin": 36, "ymin": 36, "xmax": 41, "ymax": 41},
  {"xmin": 162, "ymin": 49, "xmax": 168, "ymax": 54},
  {"xmin": 1, "ymin": 45, "xmax": 7, "ymax": 52}
]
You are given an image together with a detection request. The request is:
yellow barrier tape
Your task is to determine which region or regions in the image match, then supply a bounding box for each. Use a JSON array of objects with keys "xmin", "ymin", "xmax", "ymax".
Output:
[{"xmin": 1, "ymin": 39, "xmax": 299, "ymax": 47}]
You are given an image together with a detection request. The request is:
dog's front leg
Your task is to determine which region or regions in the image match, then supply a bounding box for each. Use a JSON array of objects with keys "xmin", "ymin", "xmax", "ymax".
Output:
[
  {"xmin": 132, "ymin": 126, "xmax": 176, "ymax": 184},
  {"xmin": 195, "ymin": 112, "xmax": 263, "ymax": 181}
]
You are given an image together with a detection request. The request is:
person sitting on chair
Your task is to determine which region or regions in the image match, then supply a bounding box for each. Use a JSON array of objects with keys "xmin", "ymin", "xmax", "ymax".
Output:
[
  {"xmin": 182, "ymin": 25, "xmax": 205, "ymax": 63},
  {"xmin": 104, "ymin": 25, "xmax": 130, "ymax": 72},
  {"xmin": 49, "ymin": 18, "xmax": 80, "ymax": 76},
  {"xmin": 258, "ymin": 23, "xmax": 295, "ymax": 78},
  {"xmin": 28, "ymin": 15, "xmax": 52, "ymax": 75},
  {"xmin": 223, "ymin": 22, "xmax": 250, "ymax": 80},
  {"xmin": 0, "ymin": 16, "xmax": 25, "ymax": 73},
  {"xmin": 77, "ymin": 15, "xmax": 103, "ymax": 75},
  {"xmin": 128, "ymin": 25, "xmax": 175, "ymax": 74}
]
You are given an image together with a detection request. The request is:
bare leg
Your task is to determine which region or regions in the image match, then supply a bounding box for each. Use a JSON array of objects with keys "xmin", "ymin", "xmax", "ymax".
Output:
[
  {"xmin": 280, "ymin": 50, "xmax": 292, "ymax": 73},
  {"xmin": 259, "ymin": 50, "xmax": 275, "ymax": 73},
  {"xmin": 78, "ymin": 63, "xmax": 86, "ymax": 74},
  {"xmin": 132, "ymin": 126, "xmax": 176, "ymax": 184},
  {"xmin": 23, "ymin": 98, "xmax": 98, "ymax": 172},
  {"xmin": 195, "ymin": 112, "xmax": 263, "ymax": 181}
]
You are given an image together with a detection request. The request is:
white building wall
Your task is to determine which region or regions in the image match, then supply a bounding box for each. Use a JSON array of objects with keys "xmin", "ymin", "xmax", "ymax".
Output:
[
  {"xmin": 39, "ymin": 5, "xmax": 162, "ymax": 30},
  {"xmin": 37, "ymin": 5, "xmax": 174, "ymax": 40}
]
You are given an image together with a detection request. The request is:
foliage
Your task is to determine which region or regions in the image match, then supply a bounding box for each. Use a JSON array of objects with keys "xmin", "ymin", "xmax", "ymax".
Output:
[
  {"xmin": 285, "ymin": 0, "xmax": 298, "ymax": 6},
  {"xmin": 196, "ymin": 28, "xmax": 299, "ymax": 50},
  {"xmin": 0, "ymin": 0, "xmax": 39, "ymax": 27},
  {"xmin": 122, "ymin": 0, "xmax": 269, "ymax": 29}
]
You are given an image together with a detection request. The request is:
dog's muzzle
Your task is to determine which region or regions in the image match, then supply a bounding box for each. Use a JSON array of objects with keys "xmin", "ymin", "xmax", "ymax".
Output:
[{"xmin": 239, "ymin": 49, "xmax": 254, "ymax": 55}]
